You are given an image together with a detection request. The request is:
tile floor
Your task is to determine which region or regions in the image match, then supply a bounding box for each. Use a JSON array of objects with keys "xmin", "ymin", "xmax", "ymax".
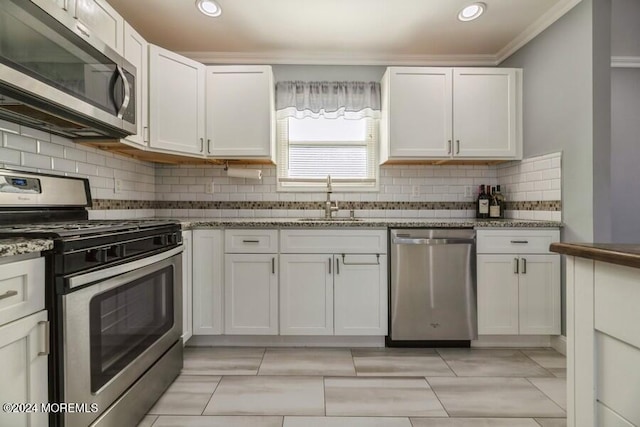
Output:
[{"xmin": 138, "ymin": 347, "xmax": 567, "ymax": 427}]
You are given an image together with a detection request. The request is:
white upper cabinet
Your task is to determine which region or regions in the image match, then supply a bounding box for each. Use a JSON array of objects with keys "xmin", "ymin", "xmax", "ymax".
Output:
[
  {"xmin": 381, "ymin": 67, "xmax": 453, "ymax": 159},
  {"xmin": 122, "ymin": 22, "xmax": 148, "ymax": 147},
  {"xmin": 453, "ymin": 68, "xmax": 520, "ymax": 158},
  {"xmin": 205, "ymin": 65, "xmax": 275, "ymax": 160},
  {"xmin": 380, "ymin": 67, "xmax": 522, "ymax": 162},
  {"xmin": 72, "ymin": 0, "xmax": 124, "ymax": 54},
  {"xmin": 149, "ymin": 45, "xmax": 206, "ymax": 156}
]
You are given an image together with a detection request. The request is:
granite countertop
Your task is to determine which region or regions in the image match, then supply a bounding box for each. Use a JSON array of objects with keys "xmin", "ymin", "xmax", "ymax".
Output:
[
  {"xmin": 550, "ymin": 243, "xmax": 640, "ymax": 269},
  {"xmin": 0, "ymin": 238, "xmax": 53, "ymax": 258},
  {"xmin": 177, "ymin": 217, "xmax": 563, "ymax": 229}
]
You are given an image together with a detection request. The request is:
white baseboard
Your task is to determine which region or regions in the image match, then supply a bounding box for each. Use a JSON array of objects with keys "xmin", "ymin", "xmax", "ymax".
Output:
[
  {"xmin": 550, "ymin": 335, "xmax": 567, "ymax": 355},
  {"xmin": 187, "ymin": 335, "xmax": 386, "ymax": 347},
  {"xmin": 472, "ymin": 335, "xmax": 552, "ymax": 348}
]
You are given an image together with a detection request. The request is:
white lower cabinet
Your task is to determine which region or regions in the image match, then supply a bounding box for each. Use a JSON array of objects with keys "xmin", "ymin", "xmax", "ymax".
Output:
[
  {"xmin": 224, "ymin": 254, "xmax": 278, "ymax": 335},
  {"xmin": 334, "ymin": 254, "xmax": 388, "ymax": 336},
  {"xmin": 279, "ymin": 254, "xmax": 333, "ymax": 335},
  {"xmin": 477, "ymin": 229, "xmax": 561, "ymax": 336},
  {"xmin": 181, "ymin": 231, "xmax": 193, "ymax": 344},
  {"xmin": 0, "ymin": 310, "xmax": 48, "ymax": 427},
  {"xmin": 192, "ymin": 230, "xmax": 224, "ymax": 335},
  {"xmin": 279, "ymin": 229, "xmax": 388, "ymax": 337}
]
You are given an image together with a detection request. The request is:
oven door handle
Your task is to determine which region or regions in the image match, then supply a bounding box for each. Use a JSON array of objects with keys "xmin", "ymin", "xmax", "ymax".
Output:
[{"xmin": 67, "ymin": 246, "xmax": 183, "ymax": 289}]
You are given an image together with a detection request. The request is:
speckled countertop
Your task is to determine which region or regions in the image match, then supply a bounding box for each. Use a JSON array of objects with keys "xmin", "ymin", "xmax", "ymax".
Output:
[
  {"xmin": 0, "ymin": 238, "xmax": 53, "ymax": 258},
  {"xmin": 177, "ymin": 217, "xmax": 563, "ymax": 229},
  {"xmin": 551, "ymin": 243, "xmax": 640, "ymax": 269}
]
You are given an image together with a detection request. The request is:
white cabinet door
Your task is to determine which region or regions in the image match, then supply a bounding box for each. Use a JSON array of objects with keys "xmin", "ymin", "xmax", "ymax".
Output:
[
  {"xmin": 334, "ymin": 254, "xmax": 388, "ymax": 336},
  {"xmin": 149, "ymin": 45, "xmax": 205, "ymax": 155},
  {"xmin": 384, "ymin": 67, "xmax": 452, "ymax": 159},
  {"xmin": 192, "ymin": 230, "xmax": 224, "ymax": 335},
  {"xmin": 0, "ymin": 310, "xmax": 48, "ymax": 427},
  {"xmin": 181, "ymin": 231, "xmax": 193, "ymax": 344},
  {"xmin": 224, "ymin": 254, "xmax": 278, "ymax": 335},
  {"xmin": 74, "ymin": 0, "xmax": 124, "ymax": 54},
  {"xmin": 205, "ymin": 65, "xmax": 274, "ymax": 159},
  {"xmin": 122, "ymin": 22, "xmax": 148, "ymax": 147},
  {"xmin": 477, "ymin": 254, "xmax": 519, "ymax": 335},
  {"xmin": 453, "ymin": 68, "xmax": 519, "ymax": 158},
  {"xmin": 518, "ymin": 255, "xmax": 561, "ymax": 335},
  {"xmin": 279, "ymin": 254, "xmax": 333, "ymax": 335}
]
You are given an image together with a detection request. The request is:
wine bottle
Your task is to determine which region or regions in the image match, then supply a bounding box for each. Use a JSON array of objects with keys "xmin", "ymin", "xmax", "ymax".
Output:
[
  {"xmin": 489, "ymin": 186, "xmax": 500, "ymax": 218},
  {"xmin": 477, "ymin": 185, "xmax": 489, "ymax": 219},
  {"xmin": 495, "ymin": 185, "xmax": 505, "ymax": 219}
]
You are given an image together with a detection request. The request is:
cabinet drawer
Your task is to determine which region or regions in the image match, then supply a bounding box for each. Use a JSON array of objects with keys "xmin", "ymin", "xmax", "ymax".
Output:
[
  {"xmin": 477, "ymin": 229, "xmax": 559, "ymax": 254},
  {"xmin": 0, "ymin": 258, "xmax": 45, "ymax": 326},
  {"xmin": 280, "ymin": 229, "xmax": 387, "ymax": 254},
  {"xmin": 225, "ymin": 229, "xmax": 278, "ymax": 253},
  {"xmin": 595, "ymin": 262, "xmax": 640, "ymax": 350}
]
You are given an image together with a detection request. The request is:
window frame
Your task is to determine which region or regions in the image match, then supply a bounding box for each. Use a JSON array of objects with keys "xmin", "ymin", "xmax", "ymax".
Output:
[{"xmin": 276, "ymin": 116, "xmax": 380, "ymax": 192}]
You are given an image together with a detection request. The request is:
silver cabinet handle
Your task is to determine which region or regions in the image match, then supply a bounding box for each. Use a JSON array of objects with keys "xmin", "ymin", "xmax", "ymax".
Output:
[
  {"xmin": 335, "ymin": 257, "xmax": 340, "ymax": 275},
  {"xmin": 207, "ymin": 139, "xmax": 211, "ymax": 154},
  {"xmin": 0, "ymin": 290, "xmax": 18, "ymax": 301},
  {"xmin": 521, "ymin": 258, "xmax": 527, "ymax": 274},
  {"xmin": 456, "ymin": 140, "xmax": 460, "ymax": 154},
  {"xmin": 328, "ymin": 257, "xmax": 332, "ymax": 274},
  {"xmin": 448, "ymin": 140, "xmax": 452, "ymax": 154},
  {"xmin": 200, "ymin": 138, "xmax": 204, "ymax": 152},
  {"xmin": 514, "ymin": 258, "xmax": 519, "ymax": 274},
  {"xmin": 143, "ymin": 126, "xmax": 149, "ymax": 143},
  {"xmin": 242, "ymin": 239, "xmax": 260, "ymax": 243},
  {"xmin": 38, "ymin": 321, "xmax": 50, "ymax": 356},
  {"xmin": 115, "ymin": 65, "xmax": 131, "ymax": 119},
  {"xmin": 63, "ymin": 0, "xmax": 69, "ymax": 11},
  {"xmin": 272, "ymin": 257, "xmax": 275, "ymax": 275},
  {"xmin": 511, "ymin": 240, "xmax": 529, "ymax": 244}
]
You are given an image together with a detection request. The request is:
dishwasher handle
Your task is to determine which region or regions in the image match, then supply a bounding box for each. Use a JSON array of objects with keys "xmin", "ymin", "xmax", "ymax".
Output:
[{"xmin": 392, "ymin": 237, "xmax": 475, "ymax": 245}]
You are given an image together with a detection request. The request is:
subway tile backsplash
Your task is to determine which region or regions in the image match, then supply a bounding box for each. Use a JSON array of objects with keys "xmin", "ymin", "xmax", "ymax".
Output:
[
  {"xmin": 0, "ymin": 122, "xmax": 155, "ymax": 220},
  {"xmin": 0, "ymin": 121, "xmax": 561, "ymax": 221}
]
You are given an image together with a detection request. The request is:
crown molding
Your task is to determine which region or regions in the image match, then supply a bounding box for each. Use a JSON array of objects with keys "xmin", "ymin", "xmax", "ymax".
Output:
[
  {"xmin": 611, "ymin": 56, "xmax": 640, "ymax": 68},
  {"xmin": 178, "ymin": 51, "xmax": 499, "ymax": 67},
  {"xmin": 496, "ymin": 0, "xmax": 583, "ymax": 64},
  {"xmin": 178, "ymin": 0, "xmax": 582, "ymax": 67}
]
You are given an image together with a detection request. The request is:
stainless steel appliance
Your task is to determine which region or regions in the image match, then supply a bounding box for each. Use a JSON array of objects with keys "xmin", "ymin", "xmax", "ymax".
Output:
[
  {"xmin": 388, "ymin": 228, "xmax": 477, "ymax": 346},
  {"xmin": 0, "ymin": 0, "xmax": 136, "ymax": 139},
  {"xmin": 0, "ymin": 169, "xmax": 182, "ymax": 427}
]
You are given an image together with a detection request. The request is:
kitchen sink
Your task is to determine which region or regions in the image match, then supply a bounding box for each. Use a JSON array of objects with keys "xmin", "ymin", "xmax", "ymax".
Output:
[{"xmin": 297, "ymin": 218, "xmax": 362, "ymax": 222}]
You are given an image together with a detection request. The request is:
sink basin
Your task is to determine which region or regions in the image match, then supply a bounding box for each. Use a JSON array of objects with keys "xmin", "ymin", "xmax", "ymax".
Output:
[{"xmin": 297, "ymin": 218, "xmax": 362, "ymax": 222}]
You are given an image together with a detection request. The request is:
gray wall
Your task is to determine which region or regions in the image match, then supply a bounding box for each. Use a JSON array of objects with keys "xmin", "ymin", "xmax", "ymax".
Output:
[
  {"xmin": 611, "ymin": 0, "xmax": 640, "ymax": 57},
  {"xmin": 611, "ymin": 69, "xmax": 640, "ymax": 242},
  {"xmin": 501, "ymin": 0, "xmax": 598, "ymax": 244},
  {"xmin": 272, "ymin": 65, "xmax": 386, "ymax": 83},
  {"xmin": 610, "ymin": 0, "xmax": 640, "ymax": 243}
]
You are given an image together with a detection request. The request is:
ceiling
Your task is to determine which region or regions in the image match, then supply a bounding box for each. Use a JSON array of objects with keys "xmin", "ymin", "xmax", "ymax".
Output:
[{"xmin": 107, "ymin": 0, "xmax": 582, "ymax": 65}]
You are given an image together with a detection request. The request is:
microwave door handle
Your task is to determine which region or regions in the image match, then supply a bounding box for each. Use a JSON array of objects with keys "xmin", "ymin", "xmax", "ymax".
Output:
[{"xmin": 114, "ymin": 65, "xmax": 131, "ymax": 119}]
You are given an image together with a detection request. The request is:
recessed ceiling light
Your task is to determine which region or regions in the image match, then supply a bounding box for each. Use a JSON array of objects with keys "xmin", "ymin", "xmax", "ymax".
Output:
[
  {"xmin": 457, "ymin": 2, "xmax": 486, "ymax": 22},
  {"xmin": 196, "ymin": 0, "xmax": 222, "ymax": 17}
]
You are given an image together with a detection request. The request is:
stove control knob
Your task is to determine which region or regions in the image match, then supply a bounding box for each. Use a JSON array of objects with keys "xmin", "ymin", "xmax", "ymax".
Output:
[{"xmin": 168, "ymin": 233, "xmax": 178, "ymax": 245}]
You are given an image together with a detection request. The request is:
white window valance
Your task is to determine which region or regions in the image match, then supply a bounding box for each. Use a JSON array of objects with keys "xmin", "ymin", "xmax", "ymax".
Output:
[{"xmin": 275, "ymin": 81, "xmax": 381, "ymax": 120}]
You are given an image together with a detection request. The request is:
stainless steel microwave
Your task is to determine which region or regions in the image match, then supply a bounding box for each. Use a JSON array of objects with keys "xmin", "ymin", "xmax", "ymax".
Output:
[{"xmin": 0, "ymin": 0, "xmax": 136, "ymax": 139}]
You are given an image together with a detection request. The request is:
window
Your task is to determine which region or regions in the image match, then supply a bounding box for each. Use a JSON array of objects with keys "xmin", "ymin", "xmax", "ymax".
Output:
[{"xmin": 277, "ymin": 116, "xmax": 379, "ymax": 191}]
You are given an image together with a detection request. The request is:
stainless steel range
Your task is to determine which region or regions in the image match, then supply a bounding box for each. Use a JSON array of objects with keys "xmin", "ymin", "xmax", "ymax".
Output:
[{"xmin": 0, "ymin": 169, "xmax": 183, "ymax": 427}]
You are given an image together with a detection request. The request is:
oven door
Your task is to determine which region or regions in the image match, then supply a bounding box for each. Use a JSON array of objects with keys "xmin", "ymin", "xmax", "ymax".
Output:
[{"xmin": 62, "ymin": 247, "xmax": 182, "ymax": 427}]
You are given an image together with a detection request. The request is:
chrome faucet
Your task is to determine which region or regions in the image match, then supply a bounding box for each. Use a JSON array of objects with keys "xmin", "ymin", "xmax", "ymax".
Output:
[{"xmin": 324, "ymin": 175, "xmax": 339, "ymax": 219}]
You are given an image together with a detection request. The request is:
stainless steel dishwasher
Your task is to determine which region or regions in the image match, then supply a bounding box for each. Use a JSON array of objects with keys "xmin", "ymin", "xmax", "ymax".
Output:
[{"xmin": 388, "ymin": 228, "xmax": 477, "ymax": 346}]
